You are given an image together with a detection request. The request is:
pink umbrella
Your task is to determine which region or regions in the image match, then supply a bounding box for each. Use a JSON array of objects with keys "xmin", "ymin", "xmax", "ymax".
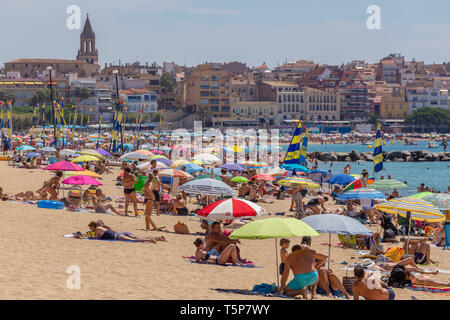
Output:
[
  {"xmin": 62, "ymin": 175, "xmax": 102, "ymax": 186},
  {"xmin": 43, "ymin": 161, "xmax": 85, "ymax": 172},
  {"xmin": 150, "ymin": 150, "xmax": 164, "ymax": 154}
]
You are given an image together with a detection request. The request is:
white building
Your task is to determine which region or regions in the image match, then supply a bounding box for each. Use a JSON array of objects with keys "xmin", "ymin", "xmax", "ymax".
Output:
[
  {"xmin": 120, "ymin": 88, "xmax": 158, "ymax": 114},
  {"xmin": 406, "ymin": 87, "xmax": 449, "ymax": 113}
]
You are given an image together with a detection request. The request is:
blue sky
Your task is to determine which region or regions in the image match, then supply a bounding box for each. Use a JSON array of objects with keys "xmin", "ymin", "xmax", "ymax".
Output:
[{"xmin": 1, "ymin": 0, "xmax": 449, "ymax": 68}]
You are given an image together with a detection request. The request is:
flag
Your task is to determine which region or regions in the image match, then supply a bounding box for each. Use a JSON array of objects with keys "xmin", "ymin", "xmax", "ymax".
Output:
[
  {"xmin": 283, "ymin": 121, "xmax": 303, "ymax": 164},
  {"xmin": 373, "ymin": 123, "xmax": 383, "ymax": 173},
  {"xmin": 299, "ymin": 126, "xmax": 308, "ymax": 165}
]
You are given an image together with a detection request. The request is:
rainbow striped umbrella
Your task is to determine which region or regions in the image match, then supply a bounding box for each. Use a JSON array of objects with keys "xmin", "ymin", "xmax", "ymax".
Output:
[{"xmin": 376, "ymin": 199, "xmax": 445, "ymax": 222}]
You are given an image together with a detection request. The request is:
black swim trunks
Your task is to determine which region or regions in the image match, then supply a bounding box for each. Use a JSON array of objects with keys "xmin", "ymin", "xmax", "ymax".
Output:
[{"xmin": 124, "ymin": 188, "xmax": 135, "ymax": 195}]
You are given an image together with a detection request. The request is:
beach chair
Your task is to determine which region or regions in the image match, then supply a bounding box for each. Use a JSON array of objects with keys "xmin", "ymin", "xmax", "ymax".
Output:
[{"xmin": 444, "ymin": 223, "xmax": 450, "ymax": 250}]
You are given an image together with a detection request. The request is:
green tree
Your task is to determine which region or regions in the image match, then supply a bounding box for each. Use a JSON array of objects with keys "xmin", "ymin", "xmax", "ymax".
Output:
[
  {"xmin": 74, "ymin": 87, "xmax": 91, "ymax": 105},
  {"xmin": 160, "ymin": 73, "xmax": 174, "ymax": 93},
  {"xmin": 368, "ymin": 112, "xmax": 379, "ymax": 125},
  {"xmin": 405, "ymin": 107, "xmax": 450, "ymax": 132},
  {"xmin": 31, "ymin": 88, "xmax": 60, "ymax": 106},
  {"xmin": 0, "ymin": 90, "xmax": 16, "ymax": 105}
]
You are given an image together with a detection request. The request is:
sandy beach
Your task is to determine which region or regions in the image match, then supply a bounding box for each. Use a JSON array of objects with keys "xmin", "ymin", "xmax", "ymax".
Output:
[{"xmin": 0, "ymin": 163, "xmax": 449, "ymax": 300}]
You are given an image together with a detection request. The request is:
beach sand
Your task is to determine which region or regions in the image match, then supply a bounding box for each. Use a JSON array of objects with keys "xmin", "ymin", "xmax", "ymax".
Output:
[{"xmin": 0, "ymin": 164, "xmax": 449, "ymax": 300}]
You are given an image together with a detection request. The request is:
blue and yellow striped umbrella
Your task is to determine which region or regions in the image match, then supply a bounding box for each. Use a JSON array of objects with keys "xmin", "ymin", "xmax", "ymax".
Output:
[
  {"xmin": 277, "ymin": 177, "xmax": 319, "ymax": 188},
  {"xmin": 336, "ymin": 188, "xmax": 386, "ymax": 201},
  {"xmin": 376, "ymin": 199, "xmax": 445, "ymax": 222}
]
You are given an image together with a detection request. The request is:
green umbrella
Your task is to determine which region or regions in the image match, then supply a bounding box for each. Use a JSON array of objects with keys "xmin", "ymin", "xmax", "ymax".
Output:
[
  {"xmin": 369, "ymin": 179, "xmax": 408, "ymax": 191},
  {"xmin": 230, "ymin": 218, "xmax": 319, "ymax": 286},
  {"xmin": 410, "ymin": 192, "xmax": 434, "ymax": 199},
  {"xmin": 194, "ymin": 174, "xmax": 222, "ymax": 181},
  {"xmin": 231, "ymin": 176, "xmax": 249, "ymax": 183}
]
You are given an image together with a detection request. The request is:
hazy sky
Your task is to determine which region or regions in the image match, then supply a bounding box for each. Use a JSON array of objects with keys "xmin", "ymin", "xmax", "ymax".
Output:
[{"xmin": 1, "ymin": 0, "xmax": 449, "ymax": 68}]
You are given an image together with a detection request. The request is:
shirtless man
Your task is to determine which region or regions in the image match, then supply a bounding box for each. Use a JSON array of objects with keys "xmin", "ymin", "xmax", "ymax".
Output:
[
  {"xmin": 205, "ymin": 222, "xmax": 240, "ymax": 257},
  {"xmin": 280, "ymin": 244, "xmax": 327, "ymax": 299},
  {"xmin": 221, "ymin": 169, "xmax": 232, "ymax": 186},
  {"xmin": 151, "ymin": 170, "xmax": 161, "ymax": 216},
  {"xmin": 352, "ymin": 265, "xmax": 395, "ymax": 300},
  {"xmin": 401, "ymin": 237, "xmax": 434, "ymax": 265},
  {"xmin": 122, "ymin": 168, "xmax": 138, "ymax": 217},
  {"xmin": 37, "ymin": 171, "xmax": 63, "ymax": 200}
]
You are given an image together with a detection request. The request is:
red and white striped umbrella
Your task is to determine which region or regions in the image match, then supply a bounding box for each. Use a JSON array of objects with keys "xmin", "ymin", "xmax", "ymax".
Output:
[{"xmin": 198, "ymin": 198, "xmax": 266, "ymax": 220}]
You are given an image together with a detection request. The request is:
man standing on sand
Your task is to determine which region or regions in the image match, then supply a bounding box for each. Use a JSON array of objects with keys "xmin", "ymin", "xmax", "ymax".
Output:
[
  {"xmin": 280, "ymin": 244, "xmax": 327, "ymax": 299},
  {"xmin": 352, "ymin": 265, "xmax": 395, "ymax": 300}
]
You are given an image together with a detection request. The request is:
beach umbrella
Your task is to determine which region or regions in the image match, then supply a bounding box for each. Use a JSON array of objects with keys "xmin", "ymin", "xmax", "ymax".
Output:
[
  {"xmin": 342, "ymin": 177, "xmax": 375, "ymax": 192},
  {"xmin": 176, "ymin": 163, "xmax": 204, "ymax": 173},
  {"xmin": 277, "ymin": 177, "xmax": 320, "ymax": 188},
  {"xmin": 151, "ymin": 154, "xmax": 168, "ymax": 160},
  {"xmin": 375, "ymin": 199, "xmax": 445, "ymax": 222},
  {"xmin": 158, "ymin": 168, "xmax": 193, "ymax": 179},
  {"xmin": 59, "ymin": 149, "xmax": 77, "ymax": 156},
  {"xmin": 198, "ymin": 198, "xmax": 266, "ymax": 221},
  {"xmin": 65, "ymin": 170, "xmax": 101, "ymax": 178},
  {"xmin": 194, "ymin": 174, "xmax": 223, "ymax": 181},
  {"xmin": 302, "ymin": 214, "xmax": 372, "ymax": 269},
  {"xmin": 119, "ymin": 152, "xmax": 151, "ymax": 161},
  {"xmin": 155, "ymin": 158, "xmax": 173, "ymax": 166},
  {"xmin": 17, "ymin": 145, "xmax": 36, "ymax": 151},
  {"xmin": 44, "ymin": 161, "xmax": 84, "ymax": 172},
  {"xmin": 306, "ymin": 170, "xmax": 332, "ymax": 184},
  {"xmin": 62, "ymin": 175, "xmax": 102, "ymax": 186},
  {"xmin": 159, "ymin": 146, "xmax": 172, "ymax": 152},
  {"xmin": 40, "ymin": 146, "xmax": 57, "ymax": 153},
  {"xmin": 191, "ymin": 159, "xmax": 211, "ymax": 165},
  {"xmin": 230, "ymin": 218, "xmax": 320, "ymax": 286},
  {"xmin": 171, "ymin": 159, "xmax": 190, "ymax": 168},
  {"xmin": 123, "ymin": 143, "xmax": 134, "ymax": 150},
  {"xmin": 231, "ymin": 176, "xmax": 249, "ymax": 183},
  {"xmin": 204, "ymin": 168, "xmax": 233, "ymax": 177},
  {"xmin": 267, "ymin": 167, "xmax": 287, "ymax": 176},
  {"xmin": 150, "ymin": 149, "xmax": 165, "ymax": 155},
  {"xmin": 24, "ymin": 152, "xmax": 42, "ymax": 158},
  {"xmin": 137, "ymin": 161, "xmax": 168, "ymax": 170},
  {"xmin": 134, "ymin": 149, "xmax": 154, "ymax": 156},
  {"xmin": 72, "ymin": 155, "xmax": 101, "ymax": 163},
  {"xmin": 250, "ymin": 174, "xmax": 275, "ymax": 182},
  {"xmin": 336, "ymin": 188, "xmax": 386, "ymax": 201},
  {"xmin": 410, "ymin": 192, "xmax": 434, "ymax": 199},
  {"xmin": 94, "ymin": 149, "xmax": 112, "ymax": 157},
  {"xmin": 327, "ymin": 174, "xmax": 355, "ymax": 185},
  {"xmin": 280, "ymin": 164, "xmax": 311, "ymax": 173},
  {"xmin": 192, "ymin": 153, "xmax": 222, "ymax": 164},
  {"xmin": 241, "ymin": 161, "xmax": 270, "ymax": 169},
  {"xmin": 423, "ymin": 193, "xmax": 450, "ymax": 210},
  {"xmin": 219, "ymin": 163, "xmax": 245, "ymax": 172},
  {"xmin": 77, "ymin": 149, "xmax": 105, "ymax": 159},
  {"xmin": 179, "ymin": 178, "xmax": 236, "ymax": 197},
  {"xmin": 369, "ymin": 179, "xmax": 408, "ymax": 191}
]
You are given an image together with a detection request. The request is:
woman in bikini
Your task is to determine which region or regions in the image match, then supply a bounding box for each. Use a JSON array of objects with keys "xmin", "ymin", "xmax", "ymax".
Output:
[
  {"xmin": 37, "ymin": 171, "xmax": 63, "ymax": 200},
  {"xmin": 193, "ymin": 238, "xmax": 243, "ymax": 265},
  {"xmin": 122, "ymin": 168, "xmax": 139, "ymax": 217},
  {"xmin": 142, "ymin": 173, "xmax": 164, "ymax": 231},
  {"xmin": 405, "ymin": 270, "xmax": 450, "ymax": 287}
]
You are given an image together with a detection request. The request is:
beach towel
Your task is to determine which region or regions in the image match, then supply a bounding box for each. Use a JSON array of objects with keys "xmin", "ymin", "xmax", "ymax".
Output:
[
  {"xmin": 212, "ymin": 288, "xmax": 298, "ymax": 299},
  {"xmin": 406, "ymin": 285, "xmax": 450, "ymax": 296}
]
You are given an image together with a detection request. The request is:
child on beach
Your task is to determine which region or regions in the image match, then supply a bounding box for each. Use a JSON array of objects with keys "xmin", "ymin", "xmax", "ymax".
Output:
[{"xmin": 279, "ymin": 238, "xmax": 290, "ymax": 275}]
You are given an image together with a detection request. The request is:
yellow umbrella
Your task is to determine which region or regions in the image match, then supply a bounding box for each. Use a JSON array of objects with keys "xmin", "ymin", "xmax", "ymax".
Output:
[
  {"xmin": 376, "ymin": 199, "xmax": 445, "ymax": 222},
  {"xmin": 72, "ymin": 155, "xmax": 101, "ymax": 163},
  {"xmin": 77, "ymin": 149, "xmax": 105, "ymax": 159},
  {"xmin": 171, "ymin": 159, "xmax": 189, "ymax": 168},
  {"xmin": 65, "ymin": 170, "xmax": 101, "ymax": 178},
  {"xmin": 277, "ymin": 177, "xmax": 320, "ymax": 188}
]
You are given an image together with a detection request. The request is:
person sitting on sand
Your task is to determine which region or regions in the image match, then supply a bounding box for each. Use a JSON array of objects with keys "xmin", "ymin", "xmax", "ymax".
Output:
[
  {"xmin": 88, "ymin": 221, "xmax": 166, "ymax": 243},
  {"xmin": 401, "ymin": 237, "xmax": 434, "ymax": 265},
  {"xmin": 280, "ymin": 244, "xmax": 327, "ymax": 299},
  {"xmin": 432, "ymin": 226, "xmax": 447, "ymax": 247},
  {"xmin": 405, "ymin": 270, "xmax": 450, "ymax": 287},
  {"xmin": 352, "ymin": 265, "xmax": 395, "ymax": 300},
  {"xmin": 200, "ymin": 219, "xmax": 212, "ymax": 235},
  {"xmin": 37, "ymin": 171, "xmax": 63, "ymax": 200},
  {"xmin": 193, "ymin": 238, "xmax": 243, "ymax": 265},
  {"xmin": 205, "ymin": 222, "xmax": 241, "ymax": 257},
  {"xmin": 220, "ymin": 169, "xmax": 232, "ymax": 187},
  {"xmin": 171, "ymin": 193, "xmax": 189, "ymax": 215},
  {"xmin": 91, "ymin": 196, "xmax": 121, "ymax": 215}
]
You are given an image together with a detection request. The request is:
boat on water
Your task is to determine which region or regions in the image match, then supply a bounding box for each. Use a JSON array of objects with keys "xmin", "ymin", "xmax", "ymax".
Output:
[{"xmin": 427, "ymin": 141, "xmax": 439, "ymax": 148}]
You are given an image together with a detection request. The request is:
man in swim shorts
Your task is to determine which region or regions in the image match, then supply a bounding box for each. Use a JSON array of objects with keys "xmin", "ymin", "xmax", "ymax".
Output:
[
  {"xmin": 280, "ymin": 244, "xmax": 327, "ymax": 299},
  {"xmin": 352, "ymin": 265, "xmax": 395, "ymax": 300}
]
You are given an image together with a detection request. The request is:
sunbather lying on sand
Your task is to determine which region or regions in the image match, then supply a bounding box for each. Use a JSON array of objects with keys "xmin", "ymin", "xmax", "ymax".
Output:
[
  {"xmin": 88, "ymin": 221, "xmax": 167, "ymax": 243},
  {"xmin": 376, "ymin": 257, "xmax": 438, "ymax": 274},
  {"xmin": 405, "ymin": 270, "xmax": 450, "ymax": 287},
  {"xmin": 194, "ymin": 238, "xmax": 243, "ymax": 265}
]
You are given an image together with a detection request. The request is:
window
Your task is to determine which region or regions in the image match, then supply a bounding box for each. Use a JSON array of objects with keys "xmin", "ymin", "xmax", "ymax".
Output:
[
  {"xmin": 211, "ymin": 106, "xmax": 219, "ymax": 112},
  {"xmin": 200, "ymin": 91, "xmax": 209, "ymax": 97},
  {"xmin": 200, "ymin": 84, "xmax": 209, "ymax": 89},
  {"xmin": 210, "ymin": 84, "xmax": 219, "ymax": 89},
  {"xmin": 144, "ymin": 95, "xmax": 150, "ymax": 101},
  {"xmin": 210, "ymin": 99, "xmax": 219, "ymax": 104},
  {"xmin": 200, "ymin": 99, "xmax": 208, "ymax": 105},
  {"xmin": 221, "ymin": 106, "xmax": 230, "ymax": 112}
]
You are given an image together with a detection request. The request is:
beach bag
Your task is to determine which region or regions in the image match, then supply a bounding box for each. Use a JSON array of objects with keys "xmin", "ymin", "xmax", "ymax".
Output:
[
  {"xmin": 252, "ymin": 283, "xmax": 276, "ymax": 294},
  {"xmin": 342, "ymin": 266, "xmax": 356, "ymax": 295},
  {"xmin": 388, "ymin": 264, "xmax": 406, "ymax": 288},
  {"xmin": 383, "ymin": 228, "xmax": 396, "ymax": 240},
  {"xmin": 384, "ymin": 247, "xmax": 405, "ymax": 263}
]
